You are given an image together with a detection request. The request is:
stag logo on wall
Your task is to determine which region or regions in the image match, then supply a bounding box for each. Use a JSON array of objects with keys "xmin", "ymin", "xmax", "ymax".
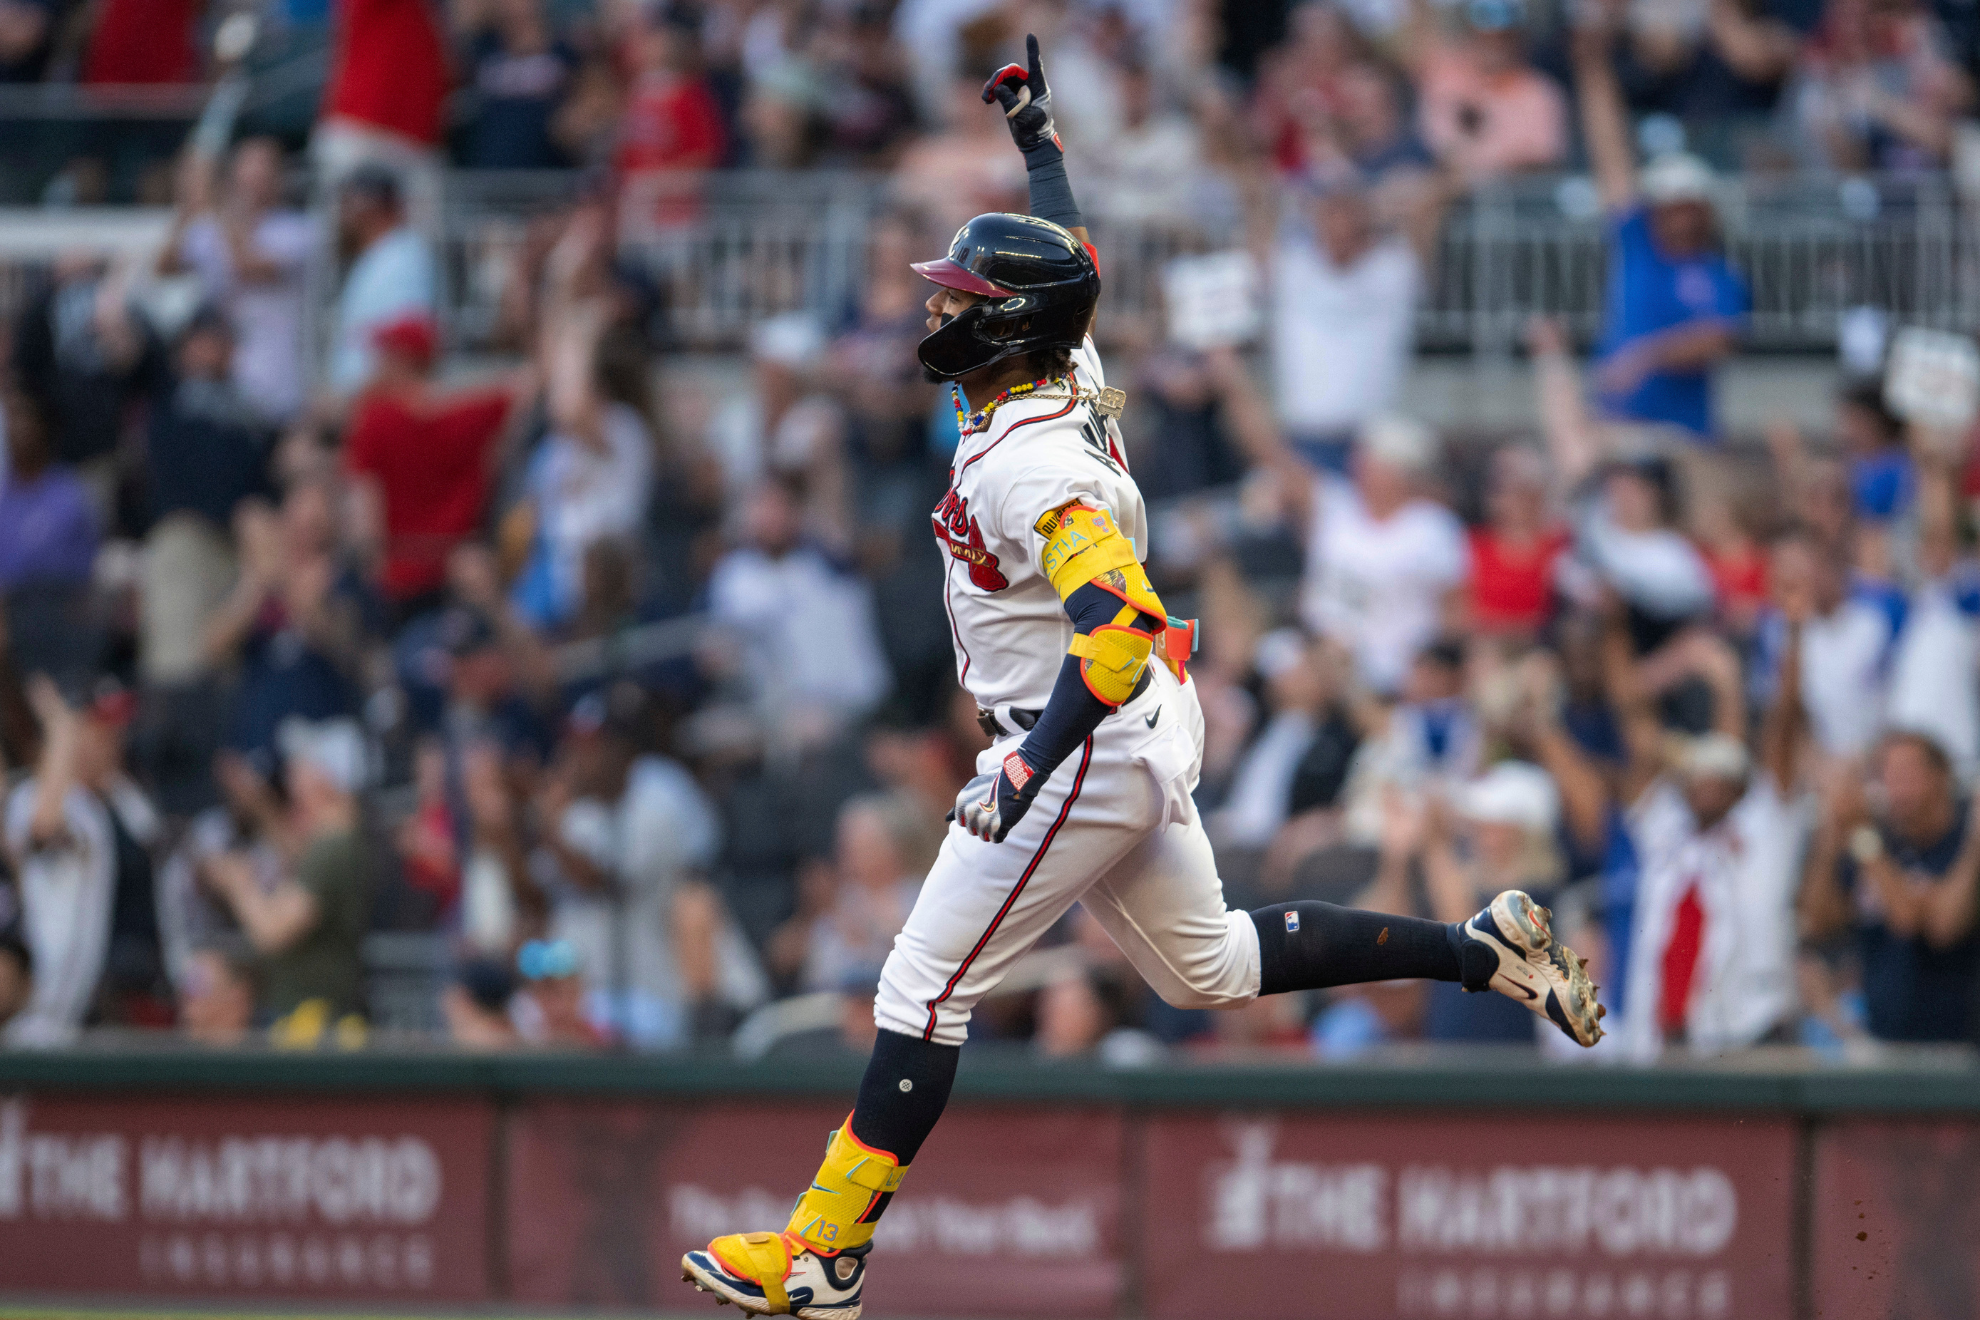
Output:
[
  {"xmin": 1203, "ymin": 1122, "xmax": 1742, "ymax": 1319},
  {"xmin": 0, "ymin": 1097, "xmax": 451, "ymax": 1293},
  {"xmin": 0, "ymin": 1099, "xmax": 442, "ymax": 1227},
  {"xmin": 0, "ymin": 1098, "xmax": 126, "ymax": 1221},
  {"xmin": 1207, "ymin": 1122, "xmax": 1386, "ymax": 1252},
  {"xmin": 1206, "ymin": 1122, "xmax": 1738, "ymax": 1257}
]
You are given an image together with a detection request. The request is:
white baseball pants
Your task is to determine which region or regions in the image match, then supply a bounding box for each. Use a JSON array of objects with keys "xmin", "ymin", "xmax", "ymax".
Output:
[{"xmin": 874, "ymin": 665, "xmax": 1263, "ymax": 1046}]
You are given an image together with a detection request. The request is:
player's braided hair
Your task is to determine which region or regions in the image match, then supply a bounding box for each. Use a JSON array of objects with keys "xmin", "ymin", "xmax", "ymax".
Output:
[{"xmin": 1027, "ymin": 345, "xmax": 1074, "ymax": 380}]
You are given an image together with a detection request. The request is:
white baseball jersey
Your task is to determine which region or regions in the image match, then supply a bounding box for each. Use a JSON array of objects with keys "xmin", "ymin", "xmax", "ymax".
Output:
[
  {"xmin": 876, "ymin": 337, "xmax": 1263, "ymax": 1047},
  {"xmin": 931, "ymin": 338, "xmax": 1148, "ymax": 711}
]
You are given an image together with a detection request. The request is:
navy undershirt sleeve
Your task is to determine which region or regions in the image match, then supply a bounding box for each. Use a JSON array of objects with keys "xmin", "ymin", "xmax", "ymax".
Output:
[
  {"xmin": 1024, "ymin": 143, "xmax": 1083, "ymax": 233},
  {"xmin": 1014, "ymin": 654, "xmax": 1108, "ymax": 778},
  {"xmin": 1014, "ymin": 582, "xmax": 1154, "ymax": 778}
]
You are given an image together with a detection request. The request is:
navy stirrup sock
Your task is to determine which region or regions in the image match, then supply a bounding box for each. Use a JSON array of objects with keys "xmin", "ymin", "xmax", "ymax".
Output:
[
  {"xmin": 1251, "ymin": 901, "xmax": 1473, "ymax": 996},
  {"xmin": 846, "ymin": 1028, "xmax": 961, "ymax": 1165}
]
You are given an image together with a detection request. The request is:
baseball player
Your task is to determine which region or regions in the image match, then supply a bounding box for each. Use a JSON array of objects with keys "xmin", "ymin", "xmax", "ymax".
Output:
[{"xmin": 682, "ymin": 36, "xmax": 1605, "ymax": 1319}]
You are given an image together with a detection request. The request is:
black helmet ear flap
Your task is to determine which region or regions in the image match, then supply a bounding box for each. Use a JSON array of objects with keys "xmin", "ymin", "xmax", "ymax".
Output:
[{"xmin": 918, "ymin": 302, "xmax": 1014, "ymax": 381}]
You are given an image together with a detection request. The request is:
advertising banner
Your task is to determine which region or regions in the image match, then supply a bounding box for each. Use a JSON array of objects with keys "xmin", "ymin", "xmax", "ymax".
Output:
[
  {"xmin": 0, "ymin": 1093, "xmax": 492, "ymax": 1300},
  {"xmin": 1139, "ymin": 1111, "xmax": 1797, "ymax": 1320},
  {"xmin": 505, "ymin": 1099, "xmax": 1124, "ymax": 1317},
  {"xmin": 1812, "ymin": 1117, "xmax": 1980, "ymax": 1320}
]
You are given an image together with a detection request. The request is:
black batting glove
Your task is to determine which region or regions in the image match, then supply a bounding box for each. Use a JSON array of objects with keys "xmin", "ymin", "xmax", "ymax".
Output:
[
  {"xmin": 952, "ymin": 747, "xmax": 1046, "ymax": 843},
  {"xmin": 981, "ymin": 33, "xmax": 1061, "ymax": 157}
]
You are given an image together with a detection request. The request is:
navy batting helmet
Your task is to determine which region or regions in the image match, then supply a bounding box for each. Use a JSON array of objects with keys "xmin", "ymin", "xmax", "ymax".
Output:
[{"xmin": 912, "ymin": 213, "xmax": 1100, "ymax": 381}]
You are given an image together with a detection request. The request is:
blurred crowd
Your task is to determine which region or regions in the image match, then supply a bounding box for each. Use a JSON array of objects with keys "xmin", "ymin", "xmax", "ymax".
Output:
[
  {"xmin": 0, "ymin": 0, "xmax": 1973, "ymax": 1065},
  {"xmin": 6, "ymin": 0, "xmax": 1978, "ymax": 203}
]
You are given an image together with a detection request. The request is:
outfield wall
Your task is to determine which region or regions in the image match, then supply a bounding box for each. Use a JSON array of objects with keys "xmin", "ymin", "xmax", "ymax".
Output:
[{"xmin": 0, "ymin": 1051, "xmax": 1972, "ymax": 1319}]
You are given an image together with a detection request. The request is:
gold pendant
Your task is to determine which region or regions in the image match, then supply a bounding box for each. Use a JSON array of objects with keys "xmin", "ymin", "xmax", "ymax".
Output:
[{"xmin": 1092, "ymin": 386, "xmax": 1127, "ymax": 419}]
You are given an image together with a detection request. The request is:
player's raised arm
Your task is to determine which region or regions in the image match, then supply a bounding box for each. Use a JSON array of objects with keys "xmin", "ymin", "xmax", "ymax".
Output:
[
  {"xmin": 1570, "ymin": 17, "xmax": 1638, "ymax": 215},
  {"xmin": 981, "ymin": 35, "xmax": 1089, "ymax": 248}
]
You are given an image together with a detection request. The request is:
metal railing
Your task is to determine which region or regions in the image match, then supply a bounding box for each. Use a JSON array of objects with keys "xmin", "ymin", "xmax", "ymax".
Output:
[
  {"xmin": 432, "ymin": 170, "xmax": 1265, "ymax": 351},
  {"xmin": 5, "ymin": 169, "xmax": 1980, "ymax": 356},
  {"xmin": 1417, "ymin": 172, "xmax": 1979, "ymax": 352},
  {"xmin": 434, "ymin": 168, "xmax": 1980, "ymax": 355},
  {"xmin": 0, "ymin": 39, "xmax": 329, "ymax": 206}
]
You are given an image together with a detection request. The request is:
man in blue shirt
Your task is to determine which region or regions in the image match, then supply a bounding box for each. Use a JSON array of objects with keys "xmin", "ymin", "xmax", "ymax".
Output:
[
  {"xmin": 1801, "ymin": 731, "xmax": 1980, "ymax": 1043},
  {"xmin": 1572, "ymin": 23, "xmax": 1749, "ymax": 438},
  {"xmin": 329, "ymin": 166, "xmax": 438, "ymax": 398},
  {"xmin": 0, "ymin": 379, "xmax": 101, "ymax": 686}
]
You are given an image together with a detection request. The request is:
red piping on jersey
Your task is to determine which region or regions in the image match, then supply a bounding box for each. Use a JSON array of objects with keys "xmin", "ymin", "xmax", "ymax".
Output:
[
  {"xmin": 956, "ymin": 394, "xmax": 1080, "ymax": 475},
  {"xmin": 922, "ymin": 737, "xmax": 1093, "ymax": 1041},
  {"xmin": 941, "ymin": 554, "xmax": 971, "ymax": 684}
]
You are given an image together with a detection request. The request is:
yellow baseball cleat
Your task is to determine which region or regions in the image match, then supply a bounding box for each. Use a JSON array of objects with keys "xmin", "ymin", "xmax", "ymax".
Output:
[{"xmin": 682, "ymin": 1230, "xmax": 867, "ymax": 1318}]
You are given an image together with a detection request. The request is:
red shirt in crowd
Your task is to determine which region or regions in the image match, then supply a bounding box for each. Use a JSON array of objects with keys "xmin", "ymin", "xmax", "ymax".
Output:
[
  {"xmin": 344, "ymin": 388, "xmax": 512, "ymax": 601},
  {"xmin": 326, "ymin": 0, "xmax": 450, "ymax": 146},
  {"xmin": 616, "ymin": 73, "xmax": 726, "ymax": 230},
  {"xmin": 1960, "ymin": 440, "xmax": 1980, "ymax": 505},
  {"xmin": 83, "ymin": 0, "xmax": 199, "ymax": 84},
  {"xmin": 617, "ymin": 73, "xmax": 726, "ymax": 173},
  {"xmin": 1705, "ymin": 544, "xmax": 1769, "ymax": 618},
  {"xmin": 1467, "ymin": 526, "xmax": 1569, "ymax": 633}
]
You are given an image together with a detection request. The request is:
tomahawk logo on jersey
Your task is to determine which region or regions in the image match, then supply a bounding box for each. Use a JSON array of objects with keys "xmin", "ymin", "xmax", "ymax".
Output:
[{"xmin": 930, "ymin": 488, "xmax": 1008, "ymax": 591}]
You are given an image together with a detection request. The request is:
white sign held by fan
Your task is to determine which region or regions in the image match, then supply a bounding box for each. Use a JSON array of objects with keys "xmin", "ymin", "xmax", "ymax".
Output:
[
  {"xmin": 1164, "ymin": 251, "xmax": 1261, "ymax": 351},
  {"xmin": 1885, "ymin": 326, "xmax": 1980, "ymax": 433}
]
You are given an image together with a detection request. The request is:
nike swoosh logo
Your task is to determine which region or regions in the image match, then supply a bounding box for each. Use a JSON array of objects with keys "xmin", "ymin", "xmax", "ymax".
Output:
[
  {"xmin": 1144, "ymin": 709, "xmax": 1160, "ymax": 729},
  {"xmin": 1503, "ymin": 980, "xmax": 1538, "ymax": 1001}
]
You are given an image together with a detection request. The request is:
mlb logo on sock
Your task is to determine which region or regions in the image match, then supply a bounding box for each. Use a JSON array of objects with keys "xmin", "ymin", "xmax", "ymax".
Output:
[{"xmin": 1284, "ymin": 911, "xmax": 1300, "ymax": 933}]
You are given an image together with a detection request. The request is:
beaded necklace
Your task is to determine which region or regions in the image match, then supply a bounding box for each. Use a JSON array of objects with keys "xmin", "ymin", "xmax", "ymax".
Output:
[{"xmin": 952, "ymin": 373, "xmax": 1066, "ymax": 436}]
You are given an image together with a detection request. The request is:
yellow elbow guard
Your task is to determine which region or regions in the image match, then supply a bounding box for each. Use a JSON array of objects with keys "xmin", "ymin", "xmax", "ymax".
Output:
[
  {"xmin": 1036, "ymin": 502, "xmax": 1168, "ymax": 619},
  {"xmin": 1070, "ymin": 623, "xmax": 1154, "ymax": 706},
  {"xmin": 786, "ymin": 1119, "xmax": 908, "ymax": 1255}
]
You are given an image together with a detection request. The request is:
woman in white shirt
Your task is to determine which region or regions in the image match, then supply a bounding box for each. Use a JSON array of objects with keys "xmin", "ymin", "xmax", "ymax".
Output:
[
  {"xmin": 1296, "ymin": 416, "xmax": 1470, "ymax": 695},
  {"xmin": 509, "ymin": 290, "xmax": 656, "ymax": 631}
]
